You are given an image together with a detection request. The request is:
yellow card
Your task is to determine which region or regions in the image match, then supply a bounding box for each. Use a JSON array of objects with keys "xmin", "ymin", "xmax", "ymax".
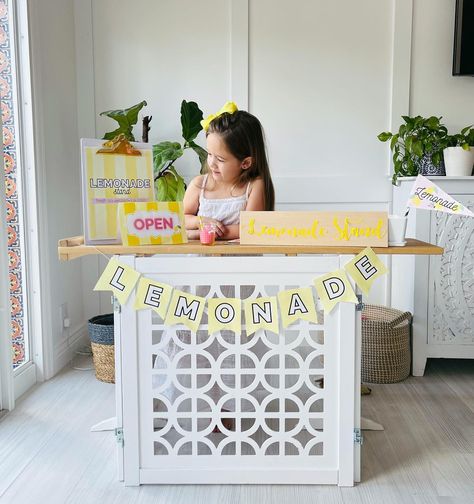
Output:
[
  {"xmin": 165, "ymin": 289, "xmax": 206, "ymax": 333},
  {"xmin": 93, "ymin": 258, "xmax": 140, "ymax": 305},
  {"xmin": 133, "ymin": 278, "xmax": 173, "ymax": 319},
  {"xmin": 207, "ymin": 298, "xmax": 241, "ymax": 335},
  {"xmin": 313, "ymin": 269, "xmax": 358, "ymax": 314},
  {"xmin": 118, "ymin": 201, "xmax": 187, "ymax": 246},
  {"xmin": 244, "ymin": 296, "xmax": 279, "ymax": 336},
  {"xmin": 277, "ymin": 287, "xmax": 318, "ymax": 328},
  {"xmin": 344, "ymin": 247, "xmax": 388, "ymax": 295}
]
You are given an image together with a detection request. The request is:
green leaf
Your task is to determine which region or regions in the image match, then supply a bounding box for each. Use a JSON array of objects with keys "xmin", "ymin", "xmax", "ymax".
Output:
[
  {"xmin": 154, "ymin": 167, "xmax": 186, "ymax": 202},
  {"xmin": 390, "ymin": 134, "xmax": 399, "ymax": 150},
  {"xmin": 426, "ymin": 116, "xmax": 440, "ymax": 129},
  {"xmin": 462, "ymin": 143, "xmax": 470, "ymax": 150},
  {"xmin": 153, "ymin": 142, "xmax": 184, "ymax": 174},
  {"xmin": 432, "ymin": 152, "xmax": 441, "ymax": 166},
  {"xmin": 412, "ymin": 140, "xmax": 424, "ymax": 157},
  {"xmin": 100, "ymin": 100, "xmax": 147, "ymax": 141},
  {"xmin": 189, "ymin": 141, "xmax": 208, "ymax": 174},
  {"xmin": 103, "ymin": 127, "xmax": 134, "ymax": 141},
  {"xmin": 377, "ymin": 132, "xmax": 392, "ymax": 142},
  {"xmin": 181, "ymin": 100, "xmax": 204, "ymax": 142},
  {"xmin": 168, "ymin": 166, "xmax": 186, "ymax": 201}
]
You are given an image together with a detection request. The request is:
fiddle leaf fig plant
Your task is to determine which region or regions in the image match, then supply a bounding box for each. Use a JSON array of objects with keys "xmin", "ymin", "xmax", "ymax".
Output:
[
  {"xmin": 100, "ymin": 100, "xmax": 147, "ymax": 141},
  {"xmin": 378, "ymin": 115, "xmax": 449, "ymax": 184},
  {"xmin": 153, "ymin": 100, "xmax": 207, "ymax": 201}
]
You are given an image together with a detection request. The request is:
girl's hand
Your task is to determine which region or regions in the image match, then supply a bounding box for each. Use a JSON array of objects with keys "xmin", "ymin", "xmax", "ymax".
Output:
[
  {"xmin": 186, "ymin": 229, "xmax": 200, "ymax": 240},
  {"xmin": 202, "ymin": 217, "xmax": 226, "ymax": 237}
]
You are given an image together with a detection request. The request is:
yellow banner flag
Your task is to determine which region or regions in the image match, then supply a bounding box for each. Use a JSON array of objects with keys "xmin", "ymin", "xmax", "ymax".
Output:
[
  {"xmin": 133, "ymin": 277, "xmax": 173, "ymax": 318},
  {"xmin": 243, "ymin": 296, "xmax": 279, "ymax": 336},
  {"xmin": 207, "ymin": 298, "xmax": 241, "ymax": 335},
  {"xmin": 165, "ymin": 289, "xmax": 206, "ymax": 333},
  {"xmin": 93, "ymin": 258, "xmax": 140, "ymax": 305},
  {"xmin": 344, "ymin": 247, "xmax": 388, "ymax": 295},
  {"xmin": 314, "ymin": 269, "xmax": 358, "ymax": 313},
  {"xmin": 277, "ymin": 287, "xmax": 318, "ymax": 328}
]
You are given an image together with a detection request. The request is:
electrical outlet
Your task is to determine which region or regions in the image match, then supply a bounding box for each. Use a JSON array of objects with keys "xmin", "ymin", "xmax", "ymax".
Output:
[{"xmin": 59, "ymin": 302, "xmax": 69, "ymax": 337}]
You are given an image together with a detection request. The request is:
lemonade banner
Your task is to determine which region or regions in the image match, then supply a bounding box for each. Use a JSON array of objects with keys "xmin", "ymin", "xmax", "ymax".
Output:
[
  {"xmin": 277, "ymin": 287, "xmax": 319, "ymax": 328},
  {"xmin": 165, "ymin": 290, "xmax": 206, "ymax": 333},
  {"xmin": 344, "ymin": 247, "xmax": 388, "ymax": 296},
  {"xmin": 208, "ymin": 298, "xmax": 242, "ymax": 335},
  {"xmin": 244, "ymin": 296, "xmax": 279, "ymax": 336},
  {"xmin": 313, "ymin": 269, "xmax": 358, "ymax": 314},
  {"xmin": 133, "ymin": 278, "xmax": 173, "ymax": 319},
  {"xmin": 93, "ymin": 258, "xmax": 140, "ymax": 305},
  {"xmin": 407, "ymin": 174, "xmax": 474, "ymax": 217},
  {"xmin": 94, "ymin": 247, "xmax": 386, "ymax": 333}
]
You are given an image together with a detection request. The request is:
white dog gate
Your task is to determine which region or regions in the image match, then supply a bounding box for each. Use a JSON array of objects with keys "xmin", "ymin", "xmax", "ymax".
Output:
[{"xmin": 115, "ymin": 255, "xmax": 360, "ymax": 486}]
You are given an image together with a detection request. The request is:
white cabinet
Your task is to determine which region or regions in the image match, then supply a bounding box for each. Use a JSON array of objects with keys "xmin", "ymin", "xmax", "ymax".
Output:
[{"xmin": 392, "ymin": 177, "xmax": 474, "ymax": 376}]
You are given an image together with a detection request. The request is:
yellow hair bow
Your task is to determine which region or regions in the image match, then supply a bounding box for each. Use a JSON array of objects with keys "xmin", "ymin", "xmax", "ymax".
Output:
[{"xmin": 200, "ymin": 101, "xmax": 238, "ymax": 131}]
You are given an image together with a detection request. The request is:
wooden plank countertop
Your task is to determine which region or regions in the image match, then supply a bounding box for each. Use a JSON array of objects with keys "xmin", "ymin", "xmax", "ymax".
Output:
[{"xmin": 58, "ymin": 236, "xmax": 443, "ymax": 261}]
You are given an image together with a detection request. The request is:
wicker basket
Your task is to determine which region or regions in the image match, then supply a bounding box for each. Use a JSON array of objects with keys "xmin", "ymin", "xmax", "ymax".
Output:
[
  {"xmin": 88, "ymin": 314, "xmax": 115, "ymax": 383},
  {"xmin": 361, "ymin": 304, "xmax": 412, "ymax": 384}
]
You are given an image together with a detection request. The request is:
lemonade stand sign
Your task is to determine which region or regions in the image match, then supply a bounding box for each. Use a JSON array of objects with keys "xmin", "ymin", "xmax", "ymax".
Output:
[{"xmin": 240, "ymin": 211, "xmax": 388, "ymax": 247}]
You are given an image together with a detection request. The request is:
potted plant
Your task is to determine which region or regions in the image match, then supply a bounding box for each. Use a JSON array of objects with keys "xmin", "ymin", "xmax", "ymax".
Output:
[
  {"xmin": 152, "ymin": 100, "xmax": 207, "ymax": 201},
  {"xmin": 443, "ymin": 125, "xmax": 474, "ymax": 176},
  {"xmin": 378, "ymin": 116, "xmax": 449, "ymax": 184},
  {"xmin": 100, "ymin": 100, "xmax": 207, "ymax": 201}
]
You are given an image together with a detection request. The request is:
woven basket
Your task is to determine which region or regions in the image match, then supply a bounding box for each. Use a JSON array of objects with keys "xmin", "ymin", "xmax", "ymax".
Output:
[
  {"xmin": 88, "ymin": 314, "xmax": 114, "ymax": 383},
  {"xmin": 361, "ymin": 304, "xmax": 412, "ymax": 384}
]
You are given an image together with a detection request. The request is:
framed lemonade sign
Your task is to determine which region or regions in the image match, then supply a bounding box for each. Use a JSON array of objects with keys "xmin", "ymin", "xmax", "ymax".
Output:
[
  {"xmin": 81, "ymin": 138, "xmax": 155, "ymax": 245},
  {"xmin": 240, "ymin": 211, "xmax": 388, "ymax": 247}
]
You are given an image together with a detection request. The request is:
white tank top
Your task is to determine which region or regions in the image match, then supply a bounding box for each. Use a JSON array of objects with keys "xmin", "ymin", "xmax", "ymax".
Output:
[{"xmin": 197, "ymin": 174, "xmax": 251, "ymax": 225}]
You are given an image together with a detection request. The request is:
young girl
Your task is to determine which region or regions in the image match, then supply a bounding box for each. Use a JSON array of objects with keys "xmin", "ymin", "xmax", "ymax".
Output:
[{"xmin": 184, "ymin": 102, "xmax": 274, "ymax": 240}]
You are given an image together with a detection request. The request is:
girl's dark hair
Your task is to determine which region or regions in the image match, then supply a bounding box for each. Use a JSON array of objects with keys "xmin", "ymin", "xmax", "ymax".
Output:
[{"xmin": 207, "ymin": 110, "xmax": 275, "ymax": 211}]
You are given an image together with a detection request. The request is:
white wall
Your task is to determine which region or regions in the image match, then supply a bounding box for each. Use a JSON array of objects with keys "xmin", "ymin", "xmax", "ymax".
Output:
[
  {"xmin": 28, "ymin": 0, "xmax": 474, "ymax": 376},
  {"xmin": 28, "ymin": 0, "xmax": 87, "ymax": 378},
  {"xmin": 411, "ymin": 0, "xmax": 474, "ymax": 132}
]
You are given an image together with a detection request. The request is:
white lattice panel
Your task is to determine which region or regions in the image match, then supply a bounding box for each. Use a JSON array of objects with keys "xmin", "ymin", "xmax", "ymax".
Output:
[
  {"xmin": 119, "ymin": 256, "xmax": 357, "ymax": 485},
  {"xmin": 431, "ymin": 199, "xmax": 474, "ymax": 345}
]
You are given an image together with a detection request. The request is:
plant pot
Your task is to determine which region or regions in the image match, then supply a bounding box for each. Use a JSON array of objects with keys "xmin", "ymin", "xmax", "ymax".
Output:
[
  {"xmin": 388, "ymin": 215, "xmax": 408, "ymax": 246},
  {"xmin": 443, "ymin": 146, "xmax": 474, "ymax": 176},
  {"xmin": 416, "ymin": 153, "xmax": 445, "ymax": 176}
]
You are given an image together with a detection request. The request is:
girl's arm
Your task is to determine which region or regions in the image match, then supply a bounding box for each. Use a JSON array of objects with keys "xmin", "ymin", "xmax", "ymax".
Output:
[
  {"xmin": 245, "ymin": 178, "xmax": 265, "ymax": 211},
  {"xmin": 183, "ymin": 176, "xmax": 203, "ymax": 230}
]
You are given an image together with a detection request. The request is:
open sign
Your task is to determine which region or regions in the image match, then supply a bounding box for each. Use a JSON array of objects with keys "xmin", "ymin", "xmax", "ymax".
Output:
[{"xmin": 118, "ymin": 201, "xmax": 187, "ymax": 245}]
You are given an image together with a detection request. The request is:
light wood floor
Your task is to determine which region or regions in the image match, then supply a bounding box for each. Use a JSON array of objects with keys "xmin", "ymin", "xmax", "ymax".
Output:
[{"xmin": 0, "ymin": 358, "xmax": 472, "ymax": 504}]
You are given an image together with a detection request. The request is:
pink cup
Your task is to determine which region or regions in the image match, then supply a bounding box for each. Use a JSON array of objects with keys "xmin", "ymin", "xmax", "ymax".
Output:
[{"xmin": 200, "ymin": 222, "xmax": 217, "ymax": 245}]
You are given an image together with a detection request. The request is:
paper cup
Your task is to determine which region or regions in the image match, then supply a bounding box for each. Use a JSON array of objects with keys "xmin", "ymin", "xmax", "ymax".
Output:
[
  {"xmin": 199, "ymin": 222, "xmax": 217, "ymax": 245},
  {"xmin": 388, "ymin": 215, "xmax": 408, "ymax": 246}
]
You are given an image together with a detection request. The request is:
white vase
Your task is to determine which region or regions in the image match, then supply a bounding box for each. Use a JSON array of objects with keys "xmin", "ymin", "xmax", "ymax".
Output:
[{"xmin": 443, "ymin": 146, "xmax": 474, "ymax": 176}]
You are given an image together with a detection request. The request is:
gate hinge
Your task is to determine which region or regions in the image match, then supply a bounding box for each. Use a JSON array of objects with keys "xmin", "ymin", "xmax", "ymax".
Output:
[
  {"xmin": 112, "ymin": 296, "xmax": 121, "ymax": 314},
  {"xmin": 353, "ymin": 428, "xmax": 363, "ymax": 445},
  {"xmin": 355, "ymin": 294, "xmax": 364, "ymax": 312},
  {"xmin": 115, "ymin": 427, "xmax": 124, "ymax": 446}
]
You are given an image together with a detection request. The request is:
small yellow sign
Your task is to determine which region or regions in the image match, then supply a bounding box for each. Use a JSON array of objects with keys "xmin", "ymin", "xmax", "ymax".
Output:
[
  {"xmin": 313, "ymin": 269, "xmax": 358, "ymax": 314},
  {"xmin": 118, "ymin": 201, "xmax": 187, "ymax": 246},
  {"xmin": 277, "ymin": 287, "xmax": 318, "ymax": 328},
  {"xmin": 93, "ymin": 258, "xmax": 141, "ymax": 305},
  {"xmin": 240, "ymin": 211, "xmax": 388, "ymax": 247}
]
